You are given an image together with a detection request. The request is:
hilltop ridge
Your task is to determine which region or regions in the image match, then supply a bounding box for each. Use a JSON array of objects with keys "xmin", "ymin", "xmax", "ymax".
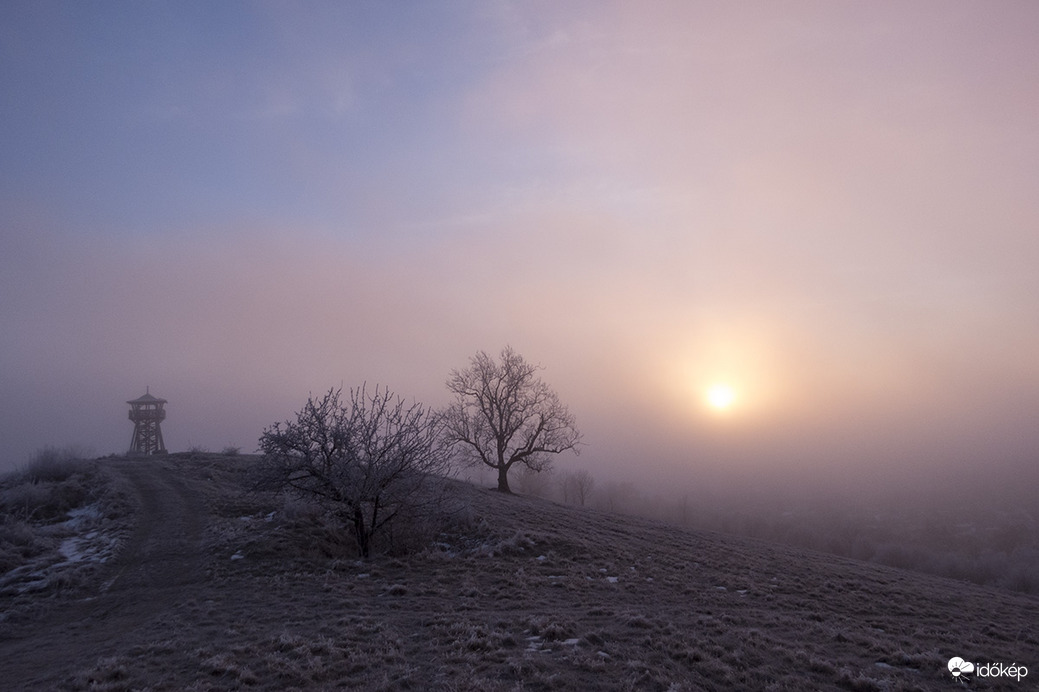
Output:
[{"xmin": 1, "ymin": 453, "xmax": 1036, "ymax": 690}]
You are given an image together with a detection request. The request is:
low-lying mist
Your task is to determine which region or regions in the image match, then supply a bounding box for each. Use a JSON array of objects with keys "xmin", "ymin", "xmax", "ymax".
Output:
[{"xmin": 467, "ymin": 449, "xmax": 1039, "ymax": 595}]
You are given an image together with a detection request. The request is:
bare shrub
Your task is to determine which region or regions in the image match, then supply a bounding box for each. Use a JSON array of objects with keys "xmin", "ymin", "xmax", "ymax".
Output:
[
  {"xmin": 1, "ymin": 472, "xmax": 91, "ymax": 523},
  {"xmin": 0, "ymin": 518, "xmax": 47, "ymax": 573},
  {"xmin": 0, "ymin": 483, "xmax": 51, "ymax": 520},
  {"xmin": 258, "ymin": 385, "xmax": 451, "ymax": 558},
  {"xmin": 22, "ymin": 446, "xmax": 92, "ymax": 484}
]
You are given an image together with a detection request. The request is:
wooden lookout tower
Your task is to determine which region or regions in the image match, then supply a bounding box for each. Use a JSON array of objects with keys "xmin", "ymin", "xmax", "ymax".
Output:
[{"xmin": 128, "ymin": 388, "xmax": 167, "ymax": 455}]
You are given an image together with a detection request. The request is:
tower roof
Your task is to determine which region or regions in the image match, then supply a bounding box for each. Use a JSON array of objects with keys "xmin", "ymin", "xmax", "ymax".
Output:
[{"xmin": 127, "ymin": 391, "xmax": 167, "ymax": 405}]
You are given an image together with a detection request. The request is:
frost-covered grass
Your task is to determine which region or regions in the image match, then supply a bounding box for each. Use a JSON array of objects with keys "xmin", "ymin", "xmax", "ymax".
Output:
[
  {"xmin": 6, "ymin": 453, "xmax": 1039, "ymax": 690},
  {"xmin": 0, "ymin": 448, "xmax": 132, "ymax": 611}
]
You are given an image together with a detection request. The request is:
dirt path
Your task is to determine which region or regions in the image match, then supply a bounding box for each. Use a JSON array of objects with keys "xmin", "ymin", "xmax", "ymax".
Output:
[{"xmin": 0, "ymin": 458, "xmax": 207, "ymax": 689}]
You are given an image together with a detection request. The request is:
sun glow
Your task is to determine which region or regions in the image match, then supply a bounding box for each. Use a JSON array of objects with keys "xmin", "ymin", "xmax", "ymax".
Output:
[
  {"xmin": 706, "ymin": 384, "xmax": 736, "ymax": 411},
  {"xmin": 660, "ymin": 317, "xmax": 792, "ymax": 423}
]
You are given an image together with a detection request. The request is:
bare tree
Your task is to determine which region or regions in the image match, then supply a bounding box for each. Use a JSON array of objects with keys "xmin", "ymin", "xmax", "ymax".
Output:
[
  {"xmin": 562, "ymin": 469, "xmax": 595, "ymax": 507},
  {"xmin": 258, "ymin": 386, "xmax": 450, "ymax": 558},
  {"xmin": 443, "ymin": 346, "xmax": 582, "ymax": 493}
]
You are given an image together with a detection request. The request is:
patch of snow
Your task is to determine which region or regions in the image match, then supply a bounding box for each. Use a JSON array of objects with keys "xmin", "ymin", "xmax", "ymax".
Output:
[
  {"xmin": 264, "ymin": 511, "xmax": 276, "ymax": 522},
  {"xmin": 2, "ymin": 509, "xmax": 123, "ymax": 597},
  {"xmin": 63, "ymin": 504, "xmax": 101, "ymax": 530},
  {"xmin": 230, "ymin": 551, "xmax": 245, "ymax": 560},
  {"xmin": 561, "ymin": 638, "xmax": 580, "ymax": 646},
  {"xmin": 606, "ymin": 576, "xmax": 619, "ymax": 583},
  {"xmin": 59, "ymin": 532, "xmax": 100, "ymax": 562},
  {"xmin": 57, "ymin": 523, "xmax": 119, "ymax": 566},
  {"xmin": 715, "ymin": 586, "xmax": 727, "ymax": 591},
  {"xmin": 535, "ymin": 555, "xmax": 547, "ymax": 561}
]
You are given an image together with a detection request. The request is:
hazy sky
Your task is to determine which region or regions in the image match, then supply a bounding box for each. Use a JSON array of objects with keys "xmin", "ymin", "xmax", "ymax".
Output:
[{"xmin": 2, "ymin": 2, "xmax": 1038, "ymax": 497}]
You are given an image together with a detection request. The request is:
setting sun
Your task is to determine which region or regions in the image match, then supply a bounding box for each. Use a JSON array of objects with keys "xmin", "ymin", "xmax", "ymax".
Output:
[{"xmin": 706, "ymin": 384, "xmax": 736, "ymax": 411}]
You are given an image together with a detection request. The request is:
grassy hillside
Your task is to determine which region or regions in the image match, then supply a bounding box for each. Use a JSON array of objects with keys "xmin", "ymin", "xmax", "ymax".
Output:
[{"xmin": 1, "ymin": 453, "xmax": 1036, "ymax": 690}]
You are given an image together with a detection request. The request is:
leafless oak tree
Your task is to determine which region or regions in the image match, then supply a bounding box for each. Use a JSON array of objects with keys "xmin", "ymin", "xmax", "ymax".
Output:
[
  {"xmin": 258, "ymin": 386, "xmax": 450, "ymax": 558},
  {"xmin": 443, "ymin": 346, "xmax": 582, "ymax": 493}
]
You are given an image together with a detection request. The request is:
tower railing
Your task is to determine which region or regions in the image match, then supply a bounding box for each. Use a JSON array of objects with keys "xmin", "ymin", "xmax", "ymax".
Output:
[{"xmin": 128, "ymin": 408, "xmax": 166, "ymax": 421}]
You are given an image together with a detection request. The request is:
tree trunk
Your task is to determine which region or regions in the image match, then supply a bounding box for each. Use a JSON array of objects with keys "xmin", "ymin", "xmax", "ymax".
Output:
[
  {"xmin": 354, "ymin": 508, "xmax": 371, "ymax": 558},
  {"xmin": 496, "ymin": 464, "xmax": 512, "ymax": 493}
]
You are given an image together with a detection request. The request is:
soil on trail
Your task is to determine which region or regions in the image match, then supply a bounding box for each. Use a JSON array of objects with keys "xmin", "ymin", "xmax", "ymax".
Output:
[{"xmin": 0, "ymin": 458, "xmax": 207, "ymax": 689}]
